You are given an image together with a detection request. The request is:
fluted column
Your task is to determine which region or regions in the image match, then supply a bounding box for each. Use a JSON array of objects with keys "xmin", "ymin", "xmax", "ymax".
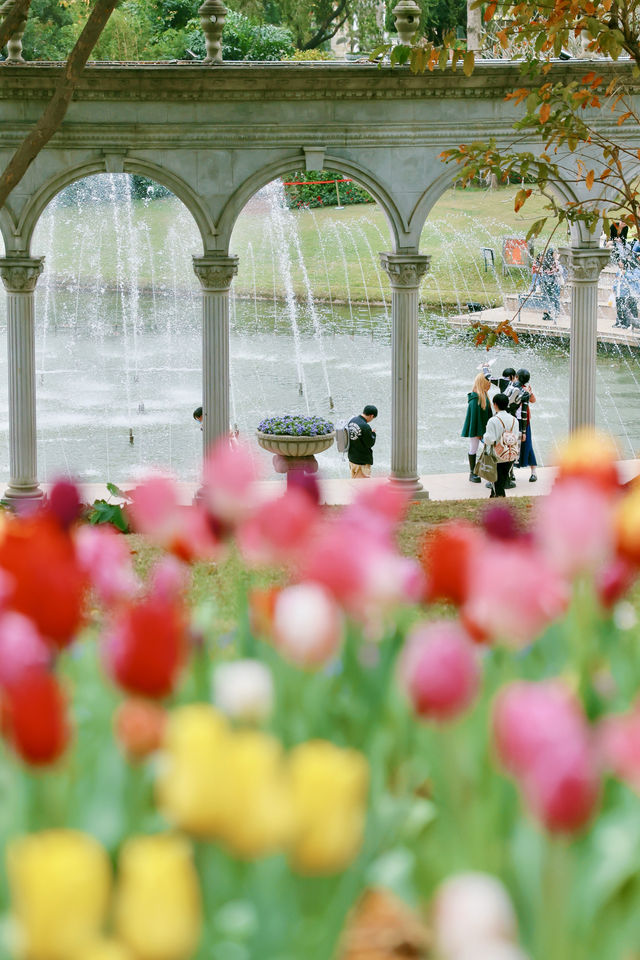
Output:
[
  {"xmin": 380, "ymin": 252, "xmax": 430, "ymax": 495},
  {"xmin": 559, "ymin": 245, "xmax": 610, "ymax": 432},
  {"xmin": 0, "ymin": 257, "xmax": 45, "ymax": 502},
  {"xmin": 192, "ymin": 254, "xmax": 238, "ymax": 455}
]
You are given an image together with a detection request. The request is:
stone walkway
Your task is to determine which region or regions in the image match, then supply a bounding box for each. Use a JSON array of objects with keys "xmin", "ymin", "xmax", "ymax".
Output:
[{"xmin": 46, "ymin": 459, "xmax": 640, "ymax": 508}]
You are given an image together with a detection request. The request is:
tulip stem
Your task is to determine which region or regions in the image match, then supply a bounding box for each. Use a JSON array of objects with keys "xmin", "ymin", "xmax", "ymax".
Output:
[{"xmin": 541, "ymin": 834, "xmax": 571, "ymax": 960}]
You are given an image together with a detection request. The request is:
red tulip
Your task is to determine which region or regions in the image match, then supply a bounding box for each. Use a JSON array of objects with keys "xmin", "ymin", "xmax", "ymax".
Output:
[
  {"xmin": 401, "ymin": 621, "xmax": 480, "ymax": 722},
  {"xmin": 104, "ymin": 594, "xmax": 187, "ymax": 699},
  {"xmin": 421, "ymin": 523, "xmax": 480, "ymax": 607},
  {"xmin": 0, "ymin": 513, "xmax": 87, "ymax": 649},
  {"xmin": 48, "ymin": 479, "xmax": 83, "ymax": 530},
  {"xmin": 2, "ymin": 669, "xmax": 70, "ymax": 766},
  {"xmin": 598, "ymin": 703, "xmax": 640, "ymax": 794}
]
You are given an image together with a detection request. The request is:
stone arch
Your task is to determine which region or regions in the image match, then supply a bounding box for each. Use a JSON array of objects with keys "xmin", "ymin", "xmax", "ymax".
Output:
[
  {"xmin": 217, "ymin": 153, "xmax": 404, "ymax": 252},
  {"xmin": 17, "ymin": 157, "xmax": 215, "ymax": 255},
  {"xmin": 0, "ymin": 205, "xmax": 13, "ymax": 255}
]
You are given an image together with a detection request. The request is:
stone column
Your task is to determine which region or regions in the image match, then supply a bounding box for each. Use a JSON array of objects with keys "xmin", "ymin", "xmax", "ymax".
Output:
[
  {"xmin": 380, "ymin": 252, "xmax": 430, "ymax": 495},
  {"xmin": 192, "ymin": 254, "xmax": 238, "ymax": 455},
  {"xmin": 0, "ymin": 257, "xmax": 45, "ymax": 503},
  {"xmin": 559, "ymin": 245, "xmax": 610, "ymax": 432}
]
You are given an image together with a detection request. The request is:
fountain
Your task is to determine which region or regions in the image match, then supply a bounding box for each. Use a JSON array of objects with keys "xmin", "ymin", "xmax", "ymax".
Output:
[{"xmin": 0, "ymin": 173, "xmax": 634, "ymax": 487}]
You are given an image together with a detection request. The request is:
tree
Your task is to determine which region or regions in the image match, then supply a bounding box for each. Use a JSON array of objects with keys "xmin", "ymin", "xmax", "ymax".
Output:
[
  {"xmin": 0, "ymin": 0, "xmax": 120, "ymax": 209},
  {"xmin": 372, "ymin": 1, "xmax": 640, "ymax": 345}
]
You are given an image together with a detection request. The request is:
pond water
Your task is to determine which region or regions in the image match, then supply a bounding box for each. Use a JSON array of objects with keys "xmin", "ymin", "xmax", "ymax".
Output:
[
  {"xmin": 0, "ymin": 175, "xmax": 637, "ymax": 486},
  {"xmin": 0, "ymin": 288, "xmax": 636, "ymax": 485}
]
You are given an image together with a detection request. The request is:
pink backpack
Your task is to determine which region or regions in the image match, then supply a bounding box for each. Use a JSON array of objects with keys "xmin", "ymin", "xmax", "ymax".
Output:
[{"xmin": 494, "ymin": 414, "xmax": 520, "ymax": 462}]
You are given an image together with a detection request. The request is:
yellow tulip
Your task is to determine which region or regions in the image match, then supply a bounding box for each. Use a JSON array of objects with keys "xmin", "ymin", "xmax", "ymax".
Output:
[
  {"xmin": 7, "ymin": 829, "xmax": 111, "ymax": 960},
  {"xmin": 616, "ymin": 486, "xmax": 640, "ymax": 565},
  {"xmin": 156, "ymin": 704, "xmax": 230, "ymax": 837},
  {"xmin": 114, "ymin": 834, "xmax": 202, "ymax": 960},
  {"xmin": 71, "ymin": 939, "xmax": 135, "ymax": 960},
  {"xmin": 287, "ymin": 740, "xmax": 369, "ymax": 875},
  {"xmin": 218, "ymin": 730, "xmax": 291, "ymax": 859}
]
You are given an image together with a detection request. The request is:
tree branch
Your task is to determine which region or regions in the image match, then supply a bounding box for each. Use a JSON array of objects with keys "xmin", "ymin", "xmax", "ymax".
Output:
[
  {"xmin": 0, "ymin": 0, "xmax": 119, "ymax": 210},
  {"xmin": 0, "ymin": 0, "xmax": 32, "ymax": 53},
  {"xmin": 302, "ymin": 0, "xmax": 350, "ymax": 50}
]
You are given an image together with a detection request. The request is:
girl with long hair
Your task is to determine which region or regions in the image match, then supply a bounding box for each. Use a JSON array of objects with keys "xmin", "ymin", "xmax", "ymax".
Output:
[{"xmin": 461, "ymin": 372, "xmax": 492, "ymax": 483}]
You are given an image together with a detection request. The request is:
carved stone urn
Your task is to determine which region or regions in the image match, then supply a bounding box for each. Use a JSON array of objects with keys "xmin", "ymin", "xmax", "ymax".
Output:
[
  {"xmin": 256, "ymin": 421, "xmax": 335, "ymax": 486},
  {"xmin": 393, "ymin": 0, "xmax": 421, "ymax": 45}
]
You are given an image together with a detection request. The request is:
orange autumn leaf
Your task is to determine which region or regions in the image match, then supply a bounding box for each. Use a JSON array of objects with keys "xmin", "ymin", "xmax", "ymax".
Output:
[
  {"xmin": 539, "ymin": 102, "xmax": 551, "ymax": 124},
  {"xmin": 586, "ymin": 169, "xmax": 595, "ymax": 190},
  {"xmin": 484, "ymin": 2, "xmax": 497, "ymax": 21}
]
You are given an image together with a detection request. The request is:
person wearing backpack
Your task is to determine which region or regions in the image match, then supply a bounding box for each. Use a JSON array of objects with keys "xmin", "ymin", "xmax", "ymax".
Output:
[
  {"xmin": 347, "ymin": 404, "xmax": 377, "ymax": 478},
  {"xmin": 481, "ymin": 393, "xmax": 520, "ymax": 497}
]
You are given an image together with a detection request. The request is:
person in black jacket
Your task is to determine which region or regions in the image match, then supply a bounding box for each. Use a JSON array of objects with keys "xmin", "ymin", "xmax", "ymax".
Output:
[{"xmin": 348, "ymin": 404, "xmax": 377, "ymax": 478}]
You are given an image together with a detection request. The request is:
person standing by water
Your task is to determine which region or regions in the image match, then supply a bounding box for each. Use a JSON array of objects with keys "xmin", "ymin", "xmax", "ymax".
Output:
[
  {"xmin": 481, "ymin": 393, "xmax": 520, "ymax": 498},
  {"xmin": 347, "ymin": 404, "xmax": 377, "ymax": 478},
  {"xmin": 514, "ymin": 368, "xmax": 538, "ymax": 482},
  {"xmin": 461, "ymin": 372, "xmax": 492, "ymax": 483}
]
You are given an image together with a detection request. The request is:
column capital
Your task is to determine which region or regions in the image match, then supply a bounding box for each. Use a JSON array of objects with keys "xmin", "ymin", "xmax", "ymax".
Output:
[
  {"xmin": 192, "ymin": 254, "xmax": 239, "ymax": 291},
  {"xmin": 558, "ymin": 245, "xmax": 610, "ymax": 284},
  {"xmin": 0, "ymin": 257, "xmax": 44, "ymax": 293},
  {"xmin": 380, "ymin": 252, "xmax": 430, "ymax": 289}
]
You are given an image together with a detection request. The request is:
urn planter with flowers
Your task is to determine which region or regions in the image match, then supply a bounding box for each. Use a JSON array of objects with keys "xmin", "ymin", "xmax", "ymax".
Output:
[{"xmin": 256, "ymin": 415, "xmax": 335, "ymax": 481}]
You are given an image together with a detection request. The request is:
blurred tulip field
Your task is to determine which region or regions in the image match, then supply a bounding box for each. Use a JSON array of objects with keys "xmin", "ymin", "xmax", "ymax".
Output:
[{"xmin": 3, "ymin": 432, "xmax": 640, "ymax": 960}]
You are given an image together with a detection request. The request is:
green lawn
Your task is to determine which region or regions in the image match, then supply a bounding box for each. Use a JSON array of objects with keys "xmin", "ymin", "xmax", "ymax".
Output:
[{"xmin": 38, "ymin": 184, "xmax": 558, "ymax": 309}]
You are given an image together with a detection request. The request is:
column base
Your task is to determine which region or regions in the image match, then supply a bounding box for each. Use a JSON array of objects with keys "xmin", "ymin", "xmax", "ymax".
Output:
[
  {"xmin": 388, "ymin": 476, "xmax": 429, "ymax": 500},
  {"xmin": 3, "ymin": 483, "xmax": 45, "ymax": 505}
]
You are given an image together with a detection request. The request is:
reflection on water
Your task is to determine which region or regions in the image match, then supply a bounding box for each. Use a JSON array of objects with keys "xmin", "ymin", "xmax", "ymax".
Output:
[{"xmin": 0, "ymin": 289, "xmax": 637, "ymax": 484}]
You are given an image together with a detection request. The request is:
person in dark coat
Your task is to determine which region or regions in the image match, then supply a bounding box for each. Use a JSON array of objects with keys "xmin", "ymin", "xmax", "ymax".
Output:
[
  {"xmin": 348, "ymin": 404, "xmax": 377, "ymax": 478},
  {"xmin": 514, "ymin": 368, "xmax": 538, "ymax": 481},
  {"xmin": 461, "ymin": 372, "xmax": 492, "ymax": 483}
]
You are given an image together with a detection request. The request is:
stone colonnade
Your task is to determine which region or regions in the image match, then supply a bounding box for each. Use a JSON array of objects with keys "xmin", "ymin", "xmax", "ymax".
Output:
[{"xmin": 0, "ymin": 239, "xmax": 609, "ymax": 502}]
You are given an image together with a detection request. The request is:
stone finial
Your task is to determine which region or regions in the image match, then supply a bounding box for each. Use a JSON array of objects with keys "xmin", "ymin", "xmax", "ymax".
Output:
[
  {"xmin": 0, "ymin": 0, "xmax": 28, "ymax": 64},
  {"xmin": 198, "ymin": 0, "xmax": 228, "ymax": 64},
  {"xmin": 393, "ymin": 0, "xmax": 421, "ymax": 45}
]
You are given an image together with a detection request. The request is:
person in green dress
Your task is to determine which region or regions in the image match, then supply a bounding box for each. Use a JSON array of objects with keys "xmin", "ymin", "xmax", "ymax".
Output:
[{"xmin": 461, "ymin": 372, "xmax": 492, "ymax": 483}]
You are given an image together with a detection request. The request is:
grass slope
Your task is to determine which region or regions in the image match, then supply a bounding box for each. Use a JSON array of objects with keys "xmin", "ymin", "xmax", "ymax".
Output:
[{"xmin": 36, "ymin": 185, "xmax": 556, "ymax": 309}]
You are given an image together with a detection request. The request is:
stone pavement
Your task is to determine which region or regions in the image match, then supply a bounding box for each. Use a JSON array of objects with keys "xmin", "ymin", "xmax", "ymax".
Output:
[{"xmin": 46, "ymin": 459, "xmax": 640, "ymax": 509}]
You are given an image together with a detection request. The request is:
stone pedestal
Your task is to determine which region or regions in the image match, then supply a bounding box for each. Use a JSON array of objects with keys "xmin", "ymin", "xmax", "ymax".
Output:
[
  {"xmin": 380, "ymin": 252, "xmax": 430, "ymax": 498},
  {"xmin": 0, "ymin": 257, "xmax": 45, "ymax": 503},
  {"xmin": 193, "ymin": 255, "xmax": 238, "ymax": 456},
  {"xmin": 559, "ymin": 245, "xmax": 610, "ymax": 432}
]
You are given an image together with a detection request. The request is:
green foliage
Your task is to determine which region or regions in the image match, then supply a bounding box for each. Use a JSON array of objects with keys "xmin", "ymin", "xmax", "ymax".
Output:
[
  {"xmin": 21, "ymin": 0, "xmax": 78, "ymax": 60},
  {"xmin": 283, "ymin": 48, "xmax": 335, "ymax": 60},
  {"xmin": 220, "ymin": 8, "xmax": 295, "ymax": 60},
  {"xmin": 87, "ymin": 499, "xmax": 130, "ymax": 533},
  {"xmin": 282, "ymin": 169, "xmax": 374, "ymax": 209}
]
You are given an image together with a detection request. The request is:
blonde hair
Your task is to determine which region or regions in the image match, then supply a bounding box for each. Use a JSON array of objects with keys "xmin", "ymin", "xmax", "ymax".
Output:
[{"xmin": 472, "ymin": 373, "xmax": 491, "ymax": 410}]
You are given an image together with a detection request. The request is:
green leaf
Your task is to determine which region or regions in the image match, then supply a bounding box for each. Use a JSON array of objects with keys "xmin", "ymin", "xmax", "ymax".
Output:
[
  {"xmin": 369, "ymin": 43, "xmax": 391, "ymax": 62},
  {"xmin": 410, "ymin": 45, "xmax": 429, "ymax": 74},
  {"xmin": 526, "ymin": 218, "xmax": 547, "ymax": 241},
  {"xmin": 463, "ymin": 51, "xmax": 474, "ymax": 77},
  {"xmin": 106, "ymin": 481, "xmax": 132, "ymax": 501},
  {"xmin": 88, "ymin": 500, "xmax": 129, "ymax": 533},
  {"xmin": 390, "ymin": 44, "xmax": 410, "ymax": 66}
]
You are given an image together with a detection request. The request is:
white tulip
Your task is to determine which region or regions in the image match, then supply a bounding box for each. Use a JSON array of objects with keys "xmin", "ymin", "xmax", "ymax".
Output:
[
  {"xmin": 273, "ymin": 583, "xmax": 343, "ymax": 667},
  {"xmin": 213, "ymin": 659, "xmax": 274, "ymax": 722},
  {"xmin": 433, "ymin": 872, "xmax": 518, "ymax": 960},
  {"xmin": 453, "ymin": 944, "xmax": 530, "ymax": 960}
]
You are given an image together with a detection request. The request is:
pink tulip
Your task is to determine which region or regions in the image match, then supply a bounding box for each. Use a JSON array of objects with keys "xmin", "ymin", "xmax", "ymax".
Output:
[
  {"xmin": 342, "ymin": 482, "xmax": 409, "ymax": 544},
  {"xmin": 148, "ymin": 556, "xmax": 190, "ymax": 601},
  {"xmin": 401, "ymin": 621, "xmax": 480, "ymax": 722},
  {"xmin": 523, "ymin": 739, "xmax": 600, "ymax": 833},
  {"xmin": 129, "ymin": 474, "xmax": 217, "ymax": 561},
  {"xmin": 535, "ymin": 479, "xmax": 614, "ymax": 577},
  {"xmin": 596, "ymin": 557, "xmax": 637, "ymax": 609},
  {"xmin": 598, "ymin": 703, "xmax": 640, "ymax": 793},
  {"xmin": 76, "ymin": 525, "xmax": 139, "ymax": 605},
  {"xmin": 300, "ymin": 521, "xmax": 423, "ymax": 625},
  {"xmin": 493, "ymin": 681, "xmax": 586, "ymax": 779},
  {"xmin": 272, "ymin": 583, "xmax": 343, "ymax": 668},
  {"xmin": 237, "ymin": 487, "xmax": 319, "ymax": 567},
  {"xmin": 201, "ymin": 438, "xmax": 258, "ymax": 526},
  {"xmin": 0, "ymin": 612, "xmax": 50, "ymax": 688},
  {"xmin": 464, "ymin": 541, "xmax": 570, "ymax": 648}
]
